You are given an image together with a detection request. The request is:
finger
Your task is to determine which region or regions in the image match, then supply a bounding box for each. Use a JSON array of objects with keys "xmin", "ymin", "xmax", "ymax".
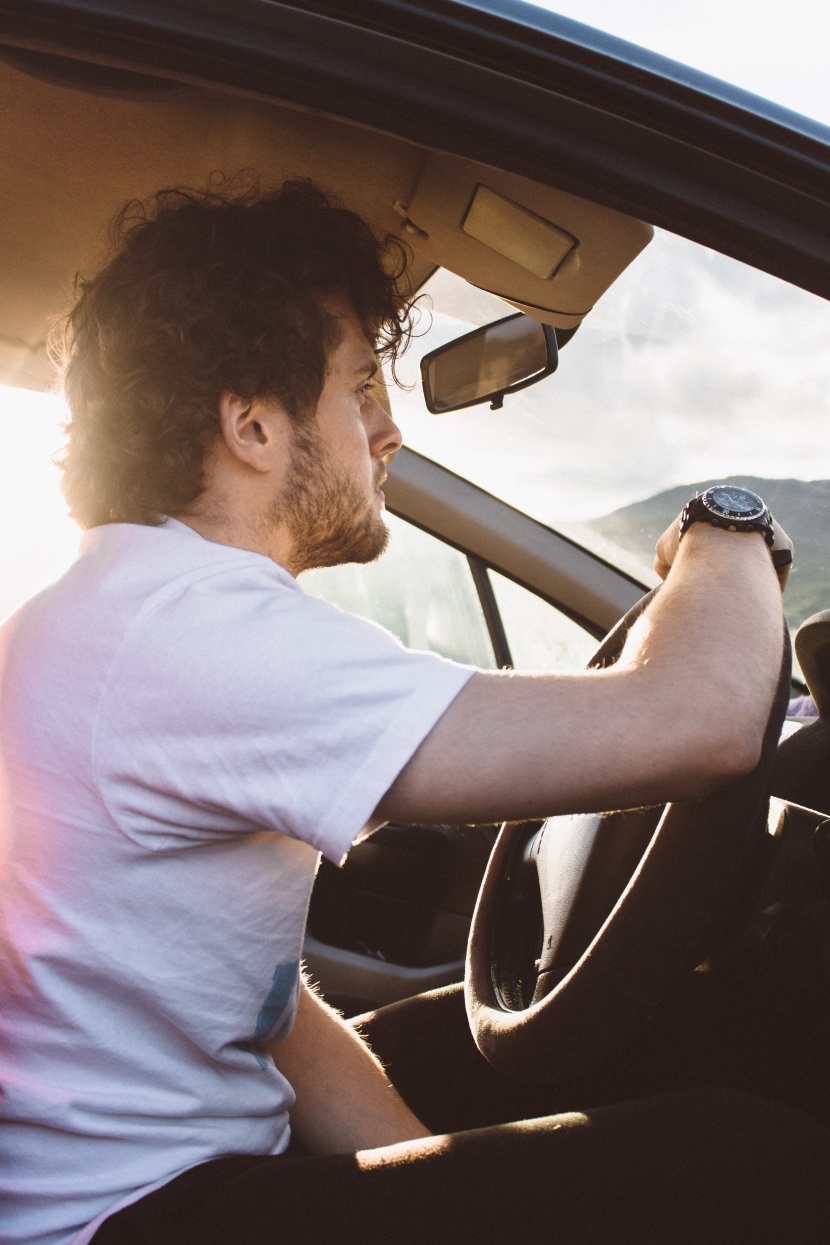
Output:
[{"xmin": 770, "ymin": 519, "xmax": 794, "ymax": 555}]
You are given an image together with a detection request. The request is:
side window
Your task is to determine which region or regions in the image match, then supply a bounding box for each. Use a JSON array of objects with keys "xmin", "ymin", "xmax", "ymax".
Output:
[
  {"xmin": 488, "ymin": 571, "xmax": 598, "ymax": 672},
  {"xmin": 301, "ymin": 512, "xmax": 497, "ymax": 669},
  {"xmin": 0, "ymin": 388, "xmax": 79, "ymax": 623},
  {"xmin": 302, "ymin": 511, "xmax": 599, "ymax": 674}
]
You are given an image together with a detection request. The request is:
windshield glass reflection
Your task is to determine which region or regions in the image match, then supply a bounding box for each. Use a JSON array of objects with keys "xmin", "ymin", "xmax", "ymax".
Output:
[{"xmin": 388, "ymin": 229, "xmax": 830, "ymax": 638}]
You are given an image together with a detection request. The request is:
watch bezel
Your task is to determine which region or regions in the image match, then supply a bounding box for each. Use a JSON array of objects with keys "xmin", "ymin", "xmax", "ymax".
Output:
[
  {"xmin": 701, "ymin": 485, "xmax": 766, "ymax": 523},
  {"xmin": 679, "ymin": 485, "xmax": 776, "ymax": 549}
]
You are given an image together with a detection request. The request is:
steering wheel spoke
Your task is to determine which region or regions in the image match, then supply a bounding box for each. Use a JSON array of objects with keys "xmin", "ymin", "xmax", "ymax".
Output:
[{"xmin": 532, "ymin": 814, "xmax": 603, "ymax": 977}]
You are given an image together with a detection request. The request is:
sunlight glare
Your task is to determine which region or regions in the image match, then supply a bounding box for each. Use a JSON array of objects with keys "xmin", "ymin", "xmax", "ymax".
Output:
[{"xmin": 0, "ymin": 386, "xmax": 80, "ymax": 623}]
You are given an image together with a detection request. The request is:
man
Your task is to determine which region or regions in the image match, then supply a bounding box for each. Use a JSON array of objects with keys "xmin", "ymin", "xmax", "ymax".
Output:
[{"xmin": 0, "ymin": 179, "xmax": 827, "ymax": 1245}]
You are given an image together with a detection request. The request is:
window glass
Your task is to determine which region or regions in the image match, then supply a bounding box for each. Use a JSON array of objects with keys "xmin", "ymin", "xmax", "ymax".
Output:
[
  {"xmin": 301, "ymin": 512, "xmax": 496, "ymax": 669},
  {"xmin": 388, "ymin": 234, "xmax": 830, "ymax": 643},
  {"xmin": 489, "ymin": 571, "xmax": 598, "ymax": 672},
  {"xmin": 0, "ymin": 387, "xmax": 79, "ymax": 623}
]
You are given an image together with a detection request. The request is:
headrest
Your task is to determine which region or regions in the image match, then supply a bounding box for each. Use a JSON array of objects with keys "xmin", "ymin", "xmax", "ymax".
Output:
[{"xmin": 794, "ymin": 610, "xmax": 830, "ymax": 719}]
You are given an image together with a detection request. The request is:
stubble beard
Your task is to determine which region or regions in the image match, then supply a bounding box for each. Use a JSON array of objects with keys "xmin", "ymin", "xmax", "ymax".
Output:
[{"xmin": 272, "ymin": 422, "xmax": 390, "ymax": 575}]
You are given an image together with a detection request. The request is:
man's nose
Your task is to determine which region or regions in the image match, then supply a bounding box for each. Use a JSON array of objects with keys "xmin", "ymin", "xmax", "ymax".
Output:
[{"xmin": 368, "ymin": 396, "xmax": 403, "ymax": 459}]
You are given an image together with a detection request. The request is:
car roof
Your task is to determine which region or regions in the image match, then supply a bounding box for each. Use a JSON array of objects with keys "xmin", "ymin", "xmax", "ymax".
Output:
[
  {"xmin": 468, "ymin": 0, "xmax": 830, "ymax": 144},
  {"xmin": 2, "ymin": 0, "xmax": 830, "ymax": 392}
]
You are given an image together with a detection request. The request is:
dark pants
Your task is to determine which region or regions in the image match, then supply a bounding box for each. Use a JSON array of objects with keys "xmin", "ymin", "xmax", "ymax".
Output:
[{"xmin": 94, "ymin": 985, "xmax": 830, "ymax": 1245}]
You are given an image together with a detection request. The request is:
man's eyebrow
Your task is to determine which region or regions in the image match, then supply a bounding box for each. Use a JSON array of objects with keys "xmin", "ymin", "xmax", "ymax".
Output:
[{"xmin": 355, "ymin": 360, "xmax": 379, "ymax": 379}]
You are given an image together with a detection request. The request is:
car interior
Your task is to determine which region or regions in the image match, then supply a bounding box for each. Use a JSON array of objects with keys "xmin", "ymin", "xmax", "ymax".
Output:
[{"xmin": 2, "ymin": 32, "xmax": 830, "ymax": 1122}]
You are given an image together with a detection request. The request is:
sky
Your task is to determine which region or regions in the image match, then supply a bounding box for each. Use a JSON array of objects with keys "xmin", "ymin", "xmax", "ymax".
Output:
[
  {"xmin": 525, "ymin": 0, "xmax": 830, "ymax": 127},
  {"xmin": 394, "ymin": 233, "xmax": 830, "ymax": 556},
  {"xmin": 1, "ymin": 0, "xmax": 829, "ymax": 618}
]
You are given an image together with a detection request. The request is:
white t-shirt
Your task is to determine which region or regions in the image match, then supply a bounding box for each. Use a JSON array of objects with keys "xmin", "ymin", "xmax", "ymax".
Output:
[{"xmin": 0, "ymin": 519, "xmax": 474, "ymax": 1245}]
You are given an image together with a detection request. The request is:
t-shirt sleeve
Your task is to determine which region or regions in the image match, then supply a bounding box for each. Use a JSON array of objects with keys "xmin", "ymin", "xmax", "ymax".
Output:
[{"xmin": 93, "ymin": 572, "xmax": 475, "ymax": 863}]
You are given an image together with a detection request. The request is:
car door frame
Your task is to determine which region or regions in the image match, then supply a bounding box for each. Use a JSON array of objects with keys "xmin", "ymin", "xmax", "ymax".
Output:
[{"xmin": 1, "ymin": 0, "xmax": 829, "ymax": 300}]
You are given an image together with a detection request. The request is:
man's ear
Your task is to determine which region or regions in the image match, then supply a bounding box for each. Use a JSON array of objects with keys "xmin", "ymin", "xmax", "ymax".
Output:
[{"xmin": 218, "ymin": 392, "xmax": 290, "ymax": 474}]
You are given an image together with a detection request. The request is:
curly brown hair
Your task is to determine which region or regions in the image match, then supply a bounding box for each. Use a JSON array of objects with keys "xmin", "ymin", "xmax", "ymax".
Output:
[{"xmin": 56, "ymin": 178, "xmax": 412, "ymax": 528}]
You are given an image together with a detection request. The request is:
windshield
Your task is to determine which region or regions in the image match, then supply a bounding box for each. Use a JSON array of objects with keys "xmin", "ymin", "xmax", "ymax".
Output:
[{"xmin": 387, "ymin": 228, "xmax": 830, "ymax": 640}]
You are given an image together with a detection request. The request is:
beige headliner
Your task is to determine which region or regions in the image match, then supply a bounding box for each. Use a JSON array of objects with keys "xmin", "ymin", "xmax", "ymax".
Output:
[
  {"xmin": 0, "ymin": 60, "xmax": 431, "ymax": 389},
  {"xmin": 1, "ymin": 56, "xmax": 650, "ymax": 392}
]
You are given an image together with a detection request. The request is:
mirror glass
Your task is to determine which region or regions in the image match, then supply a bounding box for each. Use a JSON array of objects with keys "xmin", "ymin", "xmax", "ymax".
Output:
[{"xmin": 421, "ymin": 313, "xmax": 554, "ymax": 413}]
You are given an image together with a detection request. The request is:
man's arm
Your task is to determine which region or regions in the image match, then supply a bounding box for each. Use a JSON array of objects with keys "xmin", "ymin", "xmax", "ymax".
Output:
[
  {"xmin": 267, "ymin": 979, "xmax": 431, "ymax": 1154},
  {"xmin": 377, "ymin": 522, "xmax": 788, "ymax": 826}
]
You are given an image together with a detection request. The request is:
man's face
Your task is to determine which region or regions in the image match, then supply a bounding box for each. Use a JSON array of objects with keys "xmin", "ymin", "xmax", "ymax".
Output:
[{"xmin": 272, "ymin": 301, "xmax": 403, "ymax": 575}]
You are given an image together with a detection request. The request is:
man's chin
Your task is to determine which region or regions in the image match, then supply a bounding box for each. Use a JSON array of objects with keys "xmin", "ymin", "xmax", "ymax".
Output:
[
  {"xmin": 342, "ymin": 515, "xmax": 390, "ymax": 566},
  {"xmin": 298, "ymin": 514, "xmax": 389, "ymax": 573}
]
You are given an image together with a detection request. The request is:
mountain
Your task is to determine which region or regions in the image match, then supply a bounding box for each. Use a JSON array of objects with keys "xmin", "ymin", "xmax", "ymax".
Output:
[{"xmin": 585, "ymin": 477, "xmax": 830, "ymax": 633}]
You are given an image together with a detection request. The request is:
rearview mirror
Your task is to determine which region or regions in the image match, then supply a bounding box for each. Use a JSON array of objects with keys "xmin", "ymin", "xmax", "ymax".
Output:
[{"xmin": 420, "ymin": 313, "xmax": 558, "ymax": 414}]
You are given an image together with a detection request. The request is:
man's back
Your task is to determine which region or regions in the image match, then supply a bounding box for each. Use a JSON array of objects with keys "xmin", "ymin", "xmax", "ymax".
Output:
[{"xmin": 0, "ymin": 518, "xmax": 471, "ymax": 1245}]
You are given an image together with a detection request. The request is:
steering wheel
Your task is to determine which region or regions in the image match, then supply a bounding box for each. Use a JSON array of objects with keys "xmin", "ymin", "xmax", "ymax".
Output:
[{"xmin": 465, "ymin": 588, "xmax": 792, "ymax": 1081}]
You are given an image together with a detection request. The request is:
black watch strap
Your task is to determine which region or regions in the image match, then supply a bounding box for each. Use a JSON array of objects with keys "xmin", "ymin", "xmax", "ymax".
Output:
[{"xmin": 679, "ymin": 486, "xmax": 775, "ymax": 548}]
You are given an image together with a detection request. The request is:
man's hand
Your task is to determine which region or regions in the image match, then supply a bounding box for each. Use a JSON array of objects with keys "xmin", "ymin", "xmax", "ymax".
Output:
[{"xmin": 655, "ymin": 511, "xmax": 794, "ymax": 591}]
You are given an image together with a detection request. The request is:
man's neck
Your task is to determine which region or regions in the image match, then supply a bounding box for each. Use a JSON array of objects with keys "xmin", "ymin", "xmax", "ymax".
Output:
[{"xmin": 168, "ymin": 509, "xmax": 295, "ymax": 575}]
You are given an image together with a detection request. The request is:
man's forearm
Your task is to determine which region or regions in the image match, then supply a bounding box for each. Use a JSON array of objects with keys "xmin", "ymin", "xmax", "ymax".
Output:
[
  {"xmin": 378, "ymin": 524, "xmax": 785, "ymax": 825},
  {"xmin": 267, "ymin": 979, "xmax": 431, "ymax": 1155},
  {"xmin": 617, "ymin": 523, "xmax": 784, "ymax": 756}
]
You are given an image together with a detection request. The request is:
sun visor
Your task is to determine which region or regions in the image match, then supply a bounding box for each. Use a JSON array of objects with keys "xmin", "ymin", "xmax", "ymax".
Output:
[{"xmin": 396, "ymin": 154, "xmax": 652, "ymax": 329}]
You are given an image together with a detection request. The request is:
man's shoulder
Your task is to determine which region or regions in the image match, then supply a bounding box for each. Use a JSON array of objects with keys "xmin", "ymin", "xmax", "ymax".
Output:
[
  {"xmin": 82, "ymin": 518, "xmax": 296, "ymax": 594},
  {"xmin": 78, "ymin": 520, "xmax": 416, "ymax": 667},
  {"xmin": 0, "ymin": 520, "xmax": 299, "ymax": 677},
  {"xmin": 44, "ymin": 519, "xmax": 305, "ymax": 638}
]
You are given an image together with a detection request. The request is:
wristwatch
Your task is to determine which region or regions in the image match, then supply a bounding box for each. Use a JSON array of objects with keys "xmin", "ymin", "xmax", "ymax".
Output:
[{"xmin": 679, "ymin": 485, "xmax": 776, "ymax": 548}]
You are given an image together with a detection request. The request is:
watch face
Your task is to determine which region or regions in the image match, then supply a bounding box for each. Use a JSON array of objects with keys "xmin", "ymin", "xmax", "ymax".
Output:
[{"xmin": 704, "ymin": 485, "xmax": 765, "ymax": 520}]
